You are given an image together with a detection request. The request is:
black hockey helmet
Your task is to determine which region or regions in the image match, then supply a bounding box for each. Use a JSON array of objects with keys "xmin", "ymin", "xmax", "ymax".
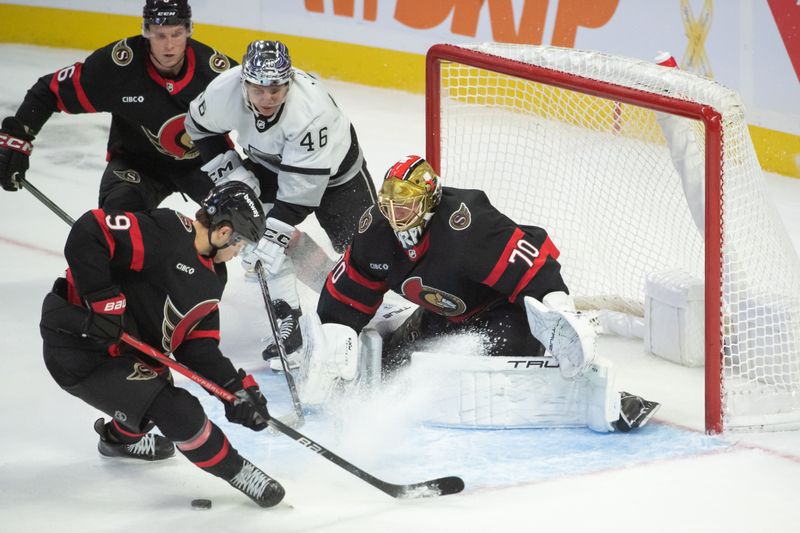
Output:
[
  {"xmin": 201, "ymin": 182, "xmax": 265, "ymax": 245},
  {"xmin": 142, "ymin": 0, "xmax": 192, "ymax": 33}
]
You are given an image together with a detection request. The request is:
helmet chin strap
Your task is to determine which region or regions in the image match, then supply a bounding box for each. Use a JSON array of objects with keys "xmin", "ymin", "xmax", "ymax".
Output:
[
  {"xmin": 206, "ymin": 230, "xmax": 220, "ymax": 258},
  {"xmin": 206, "ymin": 226, "xmax": 234, "ymax": 258}
]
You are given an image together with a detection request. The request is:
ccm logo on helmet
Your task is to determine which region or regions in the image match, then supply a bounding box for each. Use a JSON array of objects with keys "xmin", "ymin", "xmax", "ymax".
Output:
[{"xmin": 176, "ymin": 263, "xmax": 195, "ymax": 275}]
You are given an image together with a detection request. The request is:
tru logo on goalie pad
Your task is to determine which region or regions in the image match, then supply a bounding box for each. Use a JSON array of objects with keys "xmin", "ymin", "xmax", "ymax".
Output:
[{"xmin": 507, "ymin": 358, "xmax": 559, "ymax": 369}]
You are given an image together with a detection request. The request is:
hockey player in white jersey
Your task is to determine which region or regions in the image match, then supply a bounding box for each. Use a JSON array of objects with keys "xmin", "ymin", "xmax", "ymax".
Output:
[{"xmin": 185, "ymin": 40, "xmax": 377, "ymax": 361}]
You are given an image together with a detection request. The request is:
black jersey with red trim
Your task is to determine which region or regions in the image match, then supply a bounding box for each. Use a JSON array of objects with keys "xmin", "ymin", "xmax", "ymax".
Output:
[
  {"xmin": 63, "ymin": 207, "xmax": 238, "ymax": 386},
  {"xmin": 318, "ymin": 187, "xmax": 569, "ymax": 332},
  {"xmin": 14, "ymin": 35, "xmax": 234, "ymax": 173}
]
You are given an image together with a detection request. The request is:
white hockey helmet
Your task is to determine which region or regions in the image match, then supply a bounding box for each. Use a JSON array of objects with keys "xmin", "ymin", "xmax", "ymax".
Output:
[{"xmin": 241, "ymin": 40, "xmax": 294, "ymax": 87}]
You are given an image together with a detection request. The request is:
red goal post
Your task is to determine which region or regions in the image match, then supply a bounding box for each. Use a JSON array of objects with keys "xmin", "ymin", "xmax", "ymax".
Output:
[{"xmin": 425, "ymin": 43, "xmax": 800, "ymax": 433}]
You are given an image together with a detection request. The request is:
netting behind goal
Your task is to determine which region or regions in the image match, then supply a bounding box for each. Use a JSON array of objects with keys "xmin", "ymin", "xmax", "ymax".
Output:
[{"xmin": 425, "ymin": 43, "xmax": 800, "ymax": 433}]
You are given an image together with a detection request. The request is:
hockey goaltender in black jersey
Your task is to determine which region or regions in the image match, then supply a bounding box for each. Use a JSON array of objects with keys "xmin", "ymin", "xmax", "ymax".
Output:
[
  {"xmin": 0, "ymin": 1, "xmax": 235, "ymax": 209},
  {"xmin": 318, "ymin": 155, "xmax": 569, "ymax": 370},
  {"xmin": 39, "ymin": 183, "xmax": 286, "ymax": 507}
]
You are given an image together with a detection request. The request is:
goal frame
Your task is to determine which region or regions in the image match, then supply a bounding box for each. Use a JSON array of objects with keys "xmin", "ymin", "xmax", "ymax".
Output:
[{"xmin": 425, "ymin": 43, "xmax": 725, "ymax": 433}]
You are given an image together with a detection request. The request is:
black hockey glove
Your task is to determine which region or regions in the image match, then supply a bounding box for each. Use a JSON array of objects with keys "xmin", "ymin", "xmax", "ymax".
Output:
[
  {"xmin": 224, "ymin": 369, "xmax": 270, "ymax": 431},
  {"xmin": 0, "ymin": 117, "xmax": 34, "ymax": 192},
  {"xmin": 81, "ymin": 287, "xmax": 127, "ymax": 345}
]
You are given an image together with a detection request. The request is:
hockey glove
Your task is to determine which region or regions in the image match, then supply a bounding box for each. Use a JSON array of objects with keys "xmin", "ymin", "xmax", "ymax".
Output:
[
  {"xmin": 224, "ymin": 369, "xmax": 270, "ymax": 431},
  {"xmin": 241, "ymin": 217, "xmax": 294, "ymax": 275},
  {"xmin": 0, "ymin": 117, "xmax": 34, "ymax": 192},
  {"xmin": 82, "ymin": 287, "xmax": 127, "ymax": 345},
  {"xmin": 524, "ymin": 293, "xmax": 597, "ymax": 379},
  {"xmin": 200, "ymin": 149, "xmax": 261, "ymax": 197}
]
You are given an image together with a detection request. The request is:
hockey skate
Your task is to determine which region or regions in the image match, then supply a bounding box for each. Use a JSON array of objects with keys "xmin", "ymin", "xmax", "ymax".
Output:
[
  {"xmin": 228, "ymin": 458, "xmax": 285, "ymax": 508},
  {"xmin": 262, "ymin": 299, "xmax": 303, "ymax": 364},
  {"xmin": 94, "ymin": 418, "xmax": 175, "ymax": 461},
  {"xmin": 615, "ymin": 392, "xmax": 660, "ymax": 432}
]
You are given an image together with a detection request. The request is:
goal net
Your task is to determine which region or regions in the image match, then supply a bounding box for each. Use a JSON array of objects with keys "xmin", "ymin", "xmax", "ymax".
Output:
[{"xmin": 426, "ymin": 43, "xmax": 800, "ymax": 433}]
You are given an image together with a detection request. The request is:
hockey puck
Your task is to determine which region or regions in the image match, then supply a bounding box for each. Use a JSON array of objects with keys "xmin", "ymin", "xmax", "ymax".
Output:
[{"xmin": 191, "ymin": 498, "xmax": 212, "ymax": 510}]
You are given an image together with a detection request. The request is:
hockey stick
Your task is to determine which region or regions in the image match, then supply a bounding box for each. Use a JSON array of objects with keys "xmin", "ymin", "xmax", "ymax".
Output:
[
  {"xmin": 19, "ymin": 176, "xmax": 76, "ymax": 226},
  {"xmin": 267, "ymin": 417, "xmax": 464, "ymax": 498},
  {"xmin": 254, "ymin": 259, "xmax": 305, "ymax": 427},
  {"xmin": 119, "ymin": 332, "xmax": 465, "ymax": 499}
]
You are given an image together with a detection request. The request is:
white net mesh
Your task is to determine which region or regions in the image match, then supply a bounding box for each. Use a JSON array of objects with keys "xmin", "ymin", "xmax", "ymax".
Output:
[{"xmin": 431, "ymin": 43, "xmax": 800, "ymax": 431}]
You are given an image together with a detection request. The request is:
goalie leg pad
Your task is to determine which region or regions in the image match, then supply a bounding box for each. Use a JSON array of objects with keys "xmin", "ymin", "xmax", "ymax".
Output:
[
  {"xmin": 405, "ymin": 353, "xmax": 619, "ymax": 432},
  {"xmin": 299, "ymin": 321, "xmax": 381, "ymax": 405},
  {"xmin": 583, "ymin": 356, "xmax": 620, "ymax": 433}
]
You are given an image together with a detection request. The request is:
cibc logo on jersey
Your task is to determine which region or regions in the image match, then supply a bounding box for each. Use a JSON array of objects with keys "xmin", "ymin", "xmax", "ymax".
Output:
[{"xmin": 176, "ymin": 263, "xmax": 195, "ymax": 275}]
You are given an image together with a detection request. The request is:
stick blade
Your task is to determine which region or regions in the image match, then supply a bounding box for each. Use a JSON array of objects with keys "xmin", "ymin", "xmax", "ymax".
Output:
[{"xmin": 392, "ymin": 476, "xmax": 465, "ymax": 499}]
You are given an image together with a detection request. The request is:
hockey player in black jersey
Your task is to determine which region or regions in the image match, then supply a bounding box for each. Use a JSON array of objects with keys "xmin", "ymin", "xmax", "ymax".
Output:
[
  {"xmin": 0, "ymin": 0, "xmax": 235, "ymax": 210},
  {"xmin": 316, "ymin": 155, "xmax": 659, "ymax": 432},
  {"xmin": 39, "ymin": 182, "xmax": 285, "ymax": 507}
]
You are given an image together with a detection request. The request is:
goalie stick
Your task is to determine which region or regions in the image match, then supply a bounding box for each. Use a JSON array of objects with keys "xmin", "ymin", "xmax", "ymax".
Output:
[
  {"xmin": 255, "ymin": 259, "xmax": 305, "ymax": 428},
  {"xmin": 119, "ymin": 331, "xmax": 465, "ymax": 499}
]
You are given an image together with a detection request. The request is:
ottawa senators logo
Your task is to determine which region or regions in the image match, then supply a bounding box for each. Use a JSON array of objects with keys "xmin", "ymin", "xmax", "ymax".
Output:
[
  {"xmin": 209, "ymin": 51, "xmax": 230, "ymax": 73},
  {"xmin": 127, "ymin": 362, "xmax": 158, "ymax": 381},
  {"xmin": 112, "ymin": 39, "xmax": 134, "ymax": 66},
  {"xmin": 174, "ymin": 211, "xmax": 194, "ymax": 232},
  {"xmin": 113, "ymin": 169, "xmax": 141, "ymax": 183},
  {"xmin": 358, "ymin": 206, "xmax": 373, "ymax": 233},
  {"xmin": 401, "ymin": 276, "xmax": 467, "ymax": 317},
  {"xmin": 449, "ymin": 202, "xmax": 472, "ymax": 231},
  {"xmin": 162, "ymin": 296, "xmax": 220, "ymax": 352},
  {"xmin": 142, "ymin": 113, "xmax": 199, "ymax": 160}
]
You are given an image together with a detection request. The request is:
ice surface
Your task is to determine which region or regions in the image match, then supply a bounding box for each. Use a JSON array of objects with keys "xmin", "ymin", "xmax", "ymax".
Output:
[{"xmin": 1, "ymin": 45, "xmax": 799, "ymax": 533}]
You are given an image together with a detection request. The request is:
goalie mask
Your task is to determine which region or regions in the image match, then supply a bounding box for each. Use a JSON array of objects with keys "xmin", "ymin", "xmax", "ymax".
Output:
[
  {"xmin": 142, "ymin": 0, "xmax": 192, "ymax": 35},
  {"xmin": 378, "ymin": 155, "xmax": 442, "ymax": 232}
]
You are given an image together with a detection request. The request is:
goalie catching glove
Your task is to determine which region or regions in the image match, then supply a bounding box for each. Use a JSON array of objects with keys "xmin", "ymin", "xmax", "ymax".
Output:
[
  {"xmin": 200, "ymin": 149, "xmax": 261, "ymax": 197},
  {"xmin": 223, "ymin": 369, "xmax": 270, "ymax": 431},
  {"xmin": 0, "ymin": 117, "xmax": 34, "ymax": 192},
  {"xmin": 524, "ymin": 291, "xmax": 597, "ymax": 379},
  {"xmin": 241, "ymin": 217, "xmax": 294, "ymax": 275}
]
